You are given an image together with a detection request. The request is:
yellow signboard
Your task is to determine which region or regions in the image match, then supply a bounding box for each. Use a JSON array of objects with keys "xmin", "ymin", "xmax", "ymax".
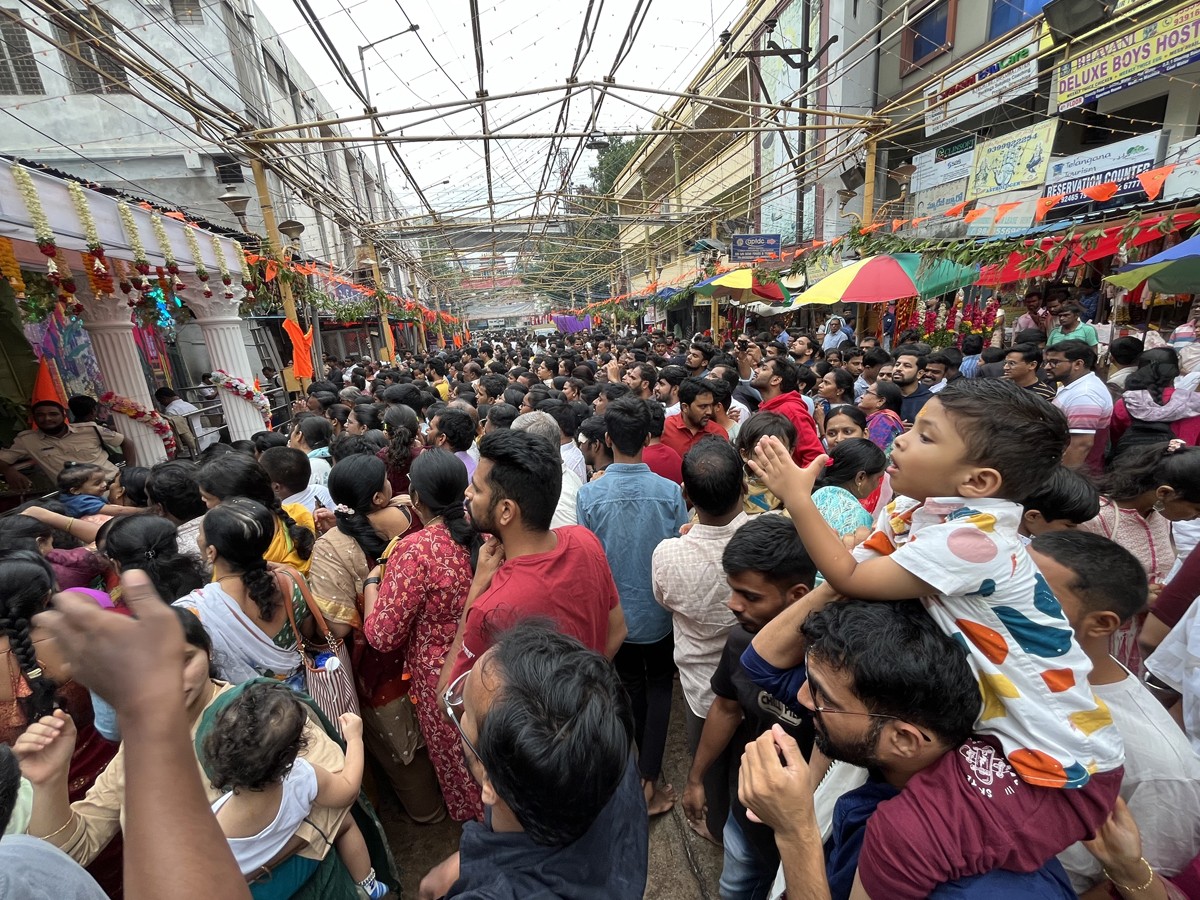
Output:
[
  {"xmin": 968, "ymin": 119, "xmax": 1058, "ymax": 201},
  {"xmin": 1055, "ymin": 2, "xmax": 1200, "ymax": 110}
]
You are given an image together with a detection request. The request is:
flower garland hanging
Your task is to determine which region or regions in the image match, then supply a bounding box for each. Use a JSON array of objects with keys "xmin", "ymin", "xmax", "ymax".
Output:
[
  {"xmin": 210, "ymin": 235, "xmax": 234, "ymax": 299},
  {"xmin": 54, "ymin": 252, "xmax": 82, "ymax": 316},
  {"xmin": 99, "ymin": 391, "xmax": 176, "ymax": 457},
  {"xmin": 66, "ymin": 181, "xmax": 115, "ymax": 295},
  {"xmin": 210, "ymin": 369, "xmax": 271, "ymax": 426},
  {"xmin": 239, "ymin": 250, "xmax": 256, "ymax": 301},
  {"xmin": 116, "ymin": 202, "xmax": 152, "ymax": 293},
  {"xmin": 150, "ymin": 213, "xmax": 186, "ymax": 292},
  {"xmin": 10, "ymin": 165, "xmax": 56, "ymax": 266},
  {"xmin": 0, "ymin": 237, "xmax": 26, "ymax": 297},
  {"xmin": 184, "ymin": 226, "xmax": 211, "ymax": 297}
]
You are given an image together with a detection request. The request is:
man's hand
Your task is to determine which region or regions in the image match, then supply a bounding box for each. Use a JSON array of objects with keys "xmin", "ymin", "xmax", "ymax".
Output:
[
  {"xmin": 3, "ymin": 466, "xmax": 32, "ymax": 492},
  {"xmin": 472, "ymin": 537, "xmax": 505, "ymax": 590},
  {"xmin": 419, "ymin": 851, "xmax": 461, "ymax": 900},
  {"xmin": 750, "ymin": 436, "xmax": 825, "ymax": 503},
  {"xmin": 35, "ymin": 569, "xmax": 185, "ymax": 716},
  {"xmin": 739, "ymin": 725, "xmax": 815, "ymax": 839},
  {"xmin": 682, "ymin": 779, "xmax": 707, "ymax": 827},
  {"xmin": 605, "ymin": 359, "xmax": 621, "ymax": 382}
]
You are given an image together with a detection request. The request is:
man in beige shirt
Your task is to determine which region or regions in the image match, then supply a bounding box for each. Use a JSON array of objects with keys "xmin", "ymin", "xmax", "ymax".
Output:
[{"xmin": 0, "ymin": 400, "xmax": 133, "ymax": 491}]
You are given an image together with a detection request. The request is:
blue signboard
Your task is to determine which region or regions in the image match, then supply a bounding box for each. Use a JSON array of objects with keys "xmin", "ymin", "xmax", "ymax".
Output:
[{"xmin": 731, "ymin": 233, "xmax": 781, "ymax": 262}]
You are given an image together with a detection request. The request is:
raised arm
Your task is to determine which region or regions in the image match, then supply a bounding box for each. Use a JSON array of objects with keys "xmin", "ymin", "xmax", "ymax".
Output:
[{"xmin": 312, "ymin": 713, "xmax": 365, "ymax": 809}]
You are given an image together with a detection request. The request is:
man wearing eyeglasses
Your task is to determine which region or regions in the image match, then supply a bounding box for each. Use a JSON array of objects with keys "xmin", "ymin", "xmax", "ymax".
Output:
[
  {"xmin": 421, "ymin": 621, "xmax": 648, "ymax": 900},
  {"xmin": 737, "ymin": 600, "xmax": 1083, "ymax": 899},
  {"xmin": 1045, "ymin": 340, "xmax": 1112, "ymax": 473}
]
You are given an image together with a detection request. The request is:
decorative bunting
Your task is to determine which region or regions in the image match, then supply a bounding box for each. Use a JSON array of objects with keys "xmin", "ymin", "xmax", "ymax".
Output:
[
  {"xmin": 962, "ymin": 207, "xmax": 990, "ymax": 224},
  {"xmin": 1137, "ymin": 164, "xmax": 1176, "ymax": 202},
  {"xmin": 892, "ymin": 218, "xmax": 910, "ymax": 232},
  {"xmin": 945, "ymin": 199, "xmax": 971, "ymax": 217},
  {"xmin": 910, "ymin": 216, "xmax": 932, "ymax": 228},
  {"xmin": 859, "ymin": 223, "xmax": 885, "ymax": 234},
  {"xmin": 1080, "ymin": 182, "xmax": 1119, "ymax": 203},
  {"xmin": 993, "ymin": 201, "xmax": 1023, "ymax": 222},
  {"xmin": 1034, "ymin": 194, "xmax": 1065, "ymax": 223}
]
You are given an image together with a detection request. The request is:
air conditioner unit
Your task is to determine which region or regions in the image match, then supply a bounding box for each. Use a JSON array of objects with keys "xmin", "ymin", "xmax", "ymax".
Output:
[{"xmin": 840, "ymin": 165, "xmax": 865, "ymax": 191}]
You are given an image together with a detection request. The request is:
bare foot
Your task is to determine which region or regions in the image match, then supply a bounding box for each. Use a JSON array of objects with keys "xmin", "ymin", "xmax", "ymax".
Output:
[
  {"xmin": 643, "ymin": 779, "xmax": 675, "ymax": 816},
  {"xmin": 685, "ymin": 817, "xmax": 722, "ymax": 846}
]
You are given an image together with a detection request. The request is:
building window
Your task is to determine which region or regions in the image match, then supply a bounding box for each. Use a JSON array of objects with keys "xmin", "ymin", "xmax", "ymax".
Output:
[
  {"xmin": 988, "ymin": 0, "xmax": 1049, "ymax": 40},
  {"xmin": 55, "ymin": 11, "xmax": 129, "ymax": 94},
  {"xmin": 0, "ymin": 13, "xmax": 44, "ymax": 95},
  {"xmin": 901, "ymin": 1, "xmax": 956, "ymax": 75},
  {"xmin": 213, "ymin": 155, "xmax": 245, "ymax": 185},
  {"xmin": 171, "ymin": 0, "xmax": 204, "ymax": 26}
]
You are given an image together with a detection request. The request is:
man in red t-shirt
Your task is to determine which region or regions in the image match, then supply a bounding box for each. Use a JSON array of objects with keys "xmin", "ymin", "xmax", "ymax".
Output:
[
  {"xmin": 750, "ymin": 357, "xmax": 823, "ymax": 466},
  {"xmin": 660, "ymin": 376, "xmax": 727, "ymax": 459},
  {"xmin": 643, "ymin": 401, "xmax": 683, "ymax": 485},
  {"xmin": 440, "ymin": 429, "xmax": 628, "ymax": 694}
]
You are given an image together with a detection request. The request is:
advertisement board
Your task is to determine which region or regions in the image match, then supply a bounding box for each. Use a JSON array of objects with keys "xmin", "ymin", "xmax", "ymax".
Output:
[
  {"xmin": 923, "ymin": 27, "xmax": 1039, "ymax": 135},
  {"xmin": 1163, "ymin": 134, "xmax": 1200, "ymax": 202},
  {"xmin": 731, "ymin": 233, "xmax": 782, "ymax": 262},
  {"xmin": 911, "ymin": 178, "xmax": 970, "ymax": 237},
  {"xmin": 1042, "ymin": 131, "xmax": 1162, "ymax": 208},
  {"xmin": 968, "ymin": 120, "xmax": 1058, "ymax": 200},
  {"xmin": 966, "ymin": 188, "xmax": 1040, "ymax": 238},
  {"xmin": 911, "ymin": 137, "xmax": 976, "ymax": 194}
]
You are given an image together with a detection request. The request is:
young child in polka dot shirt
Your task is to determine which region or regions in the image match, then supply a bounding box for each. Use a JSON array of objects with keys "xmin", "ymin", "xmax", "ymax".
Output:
[{"xmin": 752, "ymin": 378, "xmax": 1123, "ymax": 898}]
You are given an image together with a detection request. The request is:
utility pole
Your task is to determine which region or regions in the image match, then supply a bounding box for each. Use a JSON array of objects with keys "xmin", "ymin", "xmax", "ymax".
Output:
[{"xmin": 367, "ymin": 242, "xmax": 396, "ymax": 363}]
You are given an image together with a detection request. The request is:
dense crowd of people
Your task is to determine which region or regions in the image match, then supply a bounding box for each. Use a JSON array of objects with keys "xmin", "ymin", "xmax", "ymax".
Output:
[{"xmin": 2, "ymin": 307, "xmax": 1200, "ymax": 899}]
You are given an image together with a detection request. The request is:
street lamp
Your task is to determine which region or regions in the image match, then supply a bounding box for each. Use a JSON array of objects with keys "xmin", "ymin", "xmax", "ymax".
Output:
[
  {"xmin": 585, "ymin": 132, "xmax": 611, "ymax": 151},
  {"xmin": 218, "ymin": 187, "xmax": 252, "ymax": 231},
  {"xmin": 278, "ymin": 219, "xmax": 305, "ymax": 242}
]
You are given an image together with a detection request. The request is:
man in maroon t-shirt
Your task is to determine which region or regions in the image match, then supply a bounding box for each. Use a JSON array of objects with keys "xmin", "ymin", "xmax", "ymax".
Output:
[
  {"xmin": 660, "ymin": 376, "xmax": 727, "ymax": 460},
  {"xmin": 439, "ymin": 429, "xmax": 628, "ymax": 695}
]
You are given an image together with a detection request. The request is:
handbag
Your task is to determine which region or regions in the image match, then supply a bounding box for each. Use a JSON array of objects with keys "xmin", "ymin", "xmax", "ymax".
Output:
[{"xmin": 278, "ymin": 565, "xmax": 361, "ymax": 732}]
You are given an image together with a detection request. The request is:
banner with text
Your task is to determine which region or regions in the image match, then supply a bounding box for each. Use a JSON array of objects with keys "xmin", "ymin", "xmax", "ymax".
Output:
[
  {"xmin": 1043, "ymin": 130, "xmax": 1162, "ymax": 209},
  {"xmin": 968, "ymin": 120, "xmax": 1058, "ymax": 200},
  {"xmin": 923, "ymin": 27, "xmax": 1039, "ymax": 136},
  {"xmin": 1164, "ymin": 134, "xmax": 1200, "ymax": 202},
  {"xmin": 1056, "ymin": 1, "xmax": 1200, "ymax": 110},
  {"xmin": 911, "ymin": 137, "xmax": 977, "ymax": 194}
]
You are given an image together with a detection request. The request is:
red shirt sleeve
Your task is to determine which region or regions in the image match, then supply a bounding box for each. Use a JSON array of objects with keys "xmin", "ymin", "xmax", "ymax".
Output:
[
  {"xmin": 1153, "ymin": 545, "xmax": 1200, "ymax": 629},
  {"xmin": 791, "ymin": 409, "xmax": 825, "ymax": 467}
]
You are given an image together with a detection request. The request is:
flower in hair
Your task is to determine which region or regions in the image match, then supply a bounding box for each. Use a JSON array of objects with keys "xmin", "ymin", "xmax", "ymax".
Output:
[{"xmin": 334, "ymin": 503, "xmax": 356, "ymax": 515}]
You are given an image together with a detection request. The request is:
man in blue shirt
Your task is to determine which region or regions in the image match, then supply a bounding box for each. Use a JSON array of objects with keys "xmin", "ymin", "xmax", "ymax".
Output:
[{"xmin": 577, "ymin": 395, "xmax": 688, "ymax": 816}]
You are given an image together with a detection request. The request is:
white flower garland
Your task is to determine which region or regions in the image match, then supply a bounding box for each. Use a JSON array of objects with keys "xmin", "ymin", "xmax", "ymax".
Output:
[
  {"xmin": 10, "ymin": 165, "xmax": 53, "ymax": 248},
  {"xmin": 100, "ymin": 391, "xmax": 177, "ymax": 457},
  {"xmin": 67, "ymin": 181, "xmax": 102, "ymax": 253},
  {"xmin": 210, "ymin": 234, "xmax": 233, "ymax": 298},
  {"xmin": 116, "ymin": 202, "xmax": 151, "ymax": 292},
  {"xmin": 150, "ymin": 213, "xmax": 179, "ymax": 272},
  {"xmin": 184, "ymin": 226, "xmax": 211, "ymax": 296},
  {"xmin": 210, "ymin": 369, "xmax": 271, "ymax": 426}
]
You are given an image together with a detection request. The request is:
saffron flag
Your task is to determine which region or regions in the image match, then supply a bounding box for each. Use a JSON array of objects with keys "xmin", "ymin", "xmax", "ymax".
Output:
[
  {"xmin": 993, "ymin": 202, "xmax": 1023, "ymax": 222},
  {"xmin": 963, "ymin": 207, "xmax": 989, "ymax": 224},
  {"xmin": 945, "ymin": 199, "xmax": 971, "ymax": 217},
  {"xmin": 1034, "ymin": 195, "xmax": 1065, "ymax": 223},
  {"xmin": 282, "ymin": 318, "xmax": 315, "ymax": 379},
  {"xmin": 1080, "ymin": 182, "xmax": 1119, "ymax": 203},
  {"xmin": 1137, "ymin": 164, "xmax": 1176, "ymax": 202}
]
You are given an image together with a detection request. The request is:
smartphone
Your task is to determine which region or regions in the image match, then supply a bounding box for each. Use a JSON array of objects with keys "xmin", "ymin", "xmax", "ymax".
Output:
[{"xmin": 738, "ymin": 339, "xmax": 749, "ymax": 351}]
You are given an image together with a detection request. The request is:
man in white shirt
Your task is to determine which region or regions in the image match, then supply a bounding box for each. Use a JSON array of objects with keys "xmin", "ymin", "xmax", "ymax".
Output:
[
  {"xmin": 1031, "ymin": 531, "xmax": 1200, "ymax": 894},
  {"xmin": 654, "ymin": 438, "xmax": 747, "ymax": 843},
  {"xmin": 259, "ymin": 446, "xmax": 333, "ymax": 515},
  {"xmin": 154, "ymin": 387, "xmax": 218, "ymax": 450},
  {"xmin": 511, "ymin": 411, "xmax": 578, "ymax": 527},
  {"xmin": 544, "ymin": 405, "xmax": 587, "ymax": 483}
]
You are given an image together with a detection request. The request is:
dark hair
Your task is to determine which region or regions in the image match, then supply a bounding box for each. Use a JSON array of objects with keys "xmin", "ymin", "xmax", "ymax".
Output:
[
  {"xmin": 252, "ymin": 431, "xmax": 288, "ymax": 456},
  {"xmin": 327, "ymin": 454, "xmax": 389, "ymax": 563},
  {"xmin": 56, "ymin": 461, "xmax": 103, "ymax": 494},
  {"xmin": 1108, "ymin": 336, "xmax": 1145, "ymax": 367},
  {"xmin": 646, "ymin": 399, "xmax": 666, "ymax": 438},
  {"xmin": 1125, "ymin": 347, "xmax": 1180, "ymax": 404},
  {"xmin": 678, "ymin": 376, "xmax": 714, "ymax": 407},
  {"xmin": 146, "ymin": 460, "xmax": 207, "ymax": 523},
  {"xmin": 656, "ymin": 364, "xmax": 688, "ymax": 389},
  {"xmin": 479, "ymin": 373, "xmax": 508, "ymax": 400},
  {"xmin": 295, "ymin": 415, "xmax": 332, "ymax": 450},
  {"xmin": 259, "ymin": 447, "xmax": 311, "ymax": 495},
  {"xmin": 478, "ymin": 429, "xmax": 562, "ymax": 532},
  {"xmin": 409, "ymin": 448, "xmax": 482, "ymax": 568},
  {"xmin": 0, "ymin": 744, "xmax": 19, "ymax": 833},
  {"xmin": 477, "ymin": 621, "xmax": 633, "ymax": 846},
  {"xmin": 0, "ymin": 550, "xmax": 58, "ymax": 721},
  {"xmin": 310, "ymin": 392, "xmax": 339, "ymax": 412},
  {"xmin": 737, "ymin": 410, "xmax": 798, "ymax": 455},
  {"xmin": 104, "ymin": 516, "xmax": 205, "ymax": 602},
  {"xmin": 381, "ymin": 404, "xmax": 419, "ymax": 479},
  {"xmin": 1030, "ymin": 532, "xmax": 1148, "ymax": 624},
  {"xmin": 802, "ymin": 599, "xmax": 979, "ymax": 746},
  {"xmin": 1015, "ymin": 328, "xmax": 1047, "ymax": 346},
  {"xmin": 577, "ymin": 414, "xmax": 607, "ymax": 447},
  {"xmin": 175, "ymin": 604, "xmax": 214, "ymax": 672},
  {"xmin": 202, "ymin": 681, "xmax": 309, "ymax": 792},
  {"xmin": 1020, "ymin": 466, "xmax": 1100, "ymax": 525},
  {"xmin": 705, "ymin": 376, "xmax": 732, "ymax": 411},
  {"xmin": 868, "ymin": 379, "xmax": 903, "ymax": 415},
  {"xmin": 486, "ymin": 402, "xmax": 519, "ymax": 430},
  {"xmin": 981, "ymin": 347, "xmax": 1007, "ymax": 364},
  {"xmin": 203, "ymin": 499, "xmax": 283, "ymax": 619},
  {"xmin": 154, "ymin": 386, "xmax": 178, "ymax": 404},
  {"xmin": 603, "ymin": 395, "xmax": 650, "ymax": 456},
  {"xmin": 961, "ymin": 334, "xmax": 984, "ymax": 356},
  {"xmin": 1006, "ymin": 342, "xmax": 1043, "ymax": 366},
  {"xmin": 891, "ymin": 344, "xmax": 928, "ymax": 369},
  {"xmin": 682, "ymin": 437, "xmax": 743, "ymax": 516},
  {"xmin": 599, "ymin": 381, "xmax": 631, "ymax": 403},
  {"xmin": 67, "ymin": 394, "xmax": 98, "ymax": 421},
  {"xmin": 1046, "ymin": 339, "xmax": 1097, "ymax": 370},
  {"xmin": 118, "ymin": 466, "xmax": 152, "ymax": 507},
  {"xmin": 1097, "ymin": 443, "xmax": 1200, "ymax": 503},
  {"xmin": 934, "ymin": 379, "xmax": 1068, "ymax": 500},
  {"xmin": 199, "ymin": 455, "xmax": 313, "ymax": 562},
  {"xmin": 863, "ymin": 347, "xmax": 891, "ymax": 369},
  {"xmin": 427, "ymin": 357, "xmax": 447, "ymax": 378},
  {"xmin": 824, "ymin": 404, "xmax": 866, "ymax": 432},
  {"xmin": 434, "ymin": 407, "xmax": 476, "ymax": 453},
  {"xmin": 763, "ymin": 356, "xmax": 801, "ymax": 394},
  {"xmin": 722, "ymin": 515, "xmax": 816, "ymax": 590},
  {"xmin": 0, "ymin": 515, "xmax": 52, "ymax": 554},
  {"xmin": 351, "ymin": 404, "xmax": 382, "ymax": 433},
  {"xmin": 817, "ymin": 438, "xmax": 885, "ymax": 491},
  {"xmin": 229, "ymin": 440, "xmax": 256, "ymax": 457}
]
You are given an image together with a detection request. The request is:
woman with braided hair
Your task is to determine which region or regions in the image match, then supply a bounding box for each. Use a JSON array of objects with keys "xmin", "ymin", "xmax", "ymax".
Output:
[
  {"xmin": 198, "ymin": 453, "xmax": 316, "ymax": 575},
  {"xmin": 363, "ymin": 448, "xmax": 484, "ymax": 821},
  {"xmin": 376, "ymin": 403, "xmax": 424, "ymax": 497},
  {"xmin": 174, "ymin": 498, "xmax": 316, "ymax": 687}
]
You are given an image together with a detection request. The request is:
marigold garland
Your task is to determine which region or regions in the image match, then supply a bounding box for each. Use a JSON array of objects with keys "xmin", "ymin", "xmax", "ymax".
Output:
[
  {"xmin": 10, "ymin": 165, "xmax": 55, "ymax": 262},
  {"xmin": 0, "ymin": 237, "xmax": 26, "ymax": 296},
  {"xmin": 100, "ymin": 391, "xmax": 176, "ymax": 457},
  {"xmin": 210, "ymin": 369, "xmax": 271, "ymax": 426}
]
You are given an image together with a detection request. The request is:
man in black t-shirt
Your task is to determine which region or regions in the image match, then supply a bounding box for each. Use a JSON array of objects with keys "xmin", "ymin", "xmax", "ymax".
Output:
[{"xmin": 682, "ymin": 516, "xmax": 816, "ymax": 899}]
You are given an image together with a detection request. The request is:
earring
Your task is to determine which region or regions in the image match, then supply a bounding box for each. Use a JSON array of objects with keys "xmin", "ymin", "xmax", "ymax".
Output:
[{"xmin": 1153, "ymin": 500, "xmax": 1166, "ymax": 513}]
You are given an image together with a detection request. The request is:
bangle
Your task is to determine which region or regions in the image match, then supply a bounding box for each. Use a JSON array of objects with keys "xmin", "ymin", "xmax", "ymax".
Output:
[
  {"xmin": 1103, "ymin": 857, "xmax": 1155, "ymax": 892},
  {"xmin": 42, "ymin": 815, "xmax": 75, "ymax": 842},
  {"xmin": 363, "ymin": 577, "xmax": 381, "ymax": 588},
  {"xmin": 64, "ymin": 518, "xmax": 74, "ymax": 536}
]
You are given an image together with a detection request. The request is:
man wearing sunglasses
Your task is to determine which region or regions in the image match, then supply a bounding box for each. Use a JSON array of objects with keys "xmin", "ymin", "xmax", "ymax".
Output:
[
  {"xmin": 739, "ymin": 600, "xmax": 1083, "ymax": 899},
  {"xmin": 420, "ymin": 622, "xmax": 647, "ymax": 900}
]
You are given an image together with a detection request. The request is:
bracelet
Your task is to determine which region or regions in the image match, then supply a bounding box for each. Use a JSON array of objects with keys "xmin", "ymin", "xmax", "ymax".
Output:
[
  {"xmin": 42, "ymin": 815, "xmax": 76, "ymax": 842},
  {"xmin": 1103, "ymin": 857, "xmax": 1155, "ymax": 892},
  {"xmin": 64, "ymin": 517, "xmax": 74, "ymax": 536},
  {"xmin": 363, "ymin": 577, "xmax": 381, "ymax": 588}
]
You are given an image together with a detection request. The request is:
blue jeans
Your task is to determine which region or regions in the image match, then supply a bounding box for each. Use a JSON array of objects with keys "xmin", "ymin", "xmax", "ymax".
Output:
[{"xmin": 719, "ymin": 812, "xmax": 776, "ymax": 900}]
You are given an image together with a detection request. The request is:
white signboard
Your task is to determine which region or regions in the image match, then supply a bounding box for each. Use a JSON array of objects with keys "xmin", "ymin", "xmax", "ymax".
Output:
[
  {"xmin": 1163, "ymin": 134, "xmax": 1200, "ymax": 202},
  {"xmin": 1043, "ymin": 130, "xmax": 1162, "ymax": 208},
  {"xmin": 923, "ymin": 27, "xmax": 1040, "ymax": 136},
  {"xmin": 966, "ymin": 188, "xmax": 1040, "ymax": 238},
  {"xmin": 912, "ymin": 178, "xmax": 970, "ymax": 238},
  {"xmin": 911, "ymin": 137, "xmax": 977, "ymax": 194}
]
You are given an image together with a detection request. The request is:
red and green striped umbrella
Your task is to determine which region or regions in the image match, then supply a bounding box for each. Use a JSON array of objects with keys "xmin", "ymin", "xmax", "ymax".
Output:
[{"xmin": 795, "ymin": 253, "xmax": 979, "ymax": 305}]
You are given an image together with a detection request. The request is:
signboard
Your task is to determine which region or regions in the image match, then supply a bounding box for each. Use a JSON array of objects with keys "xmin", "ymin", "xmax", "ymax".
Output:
[
  {"xmin": 1163, "ymin": 134, "xmax": 1200, "ymax": 201},
  {"xmin": 966, "ymin": 188, "xmax": 1040, "ymax": 238},
  {"xmin": 912, "ymin": 178, "xmax": 970, "ymax": 238},
  {"xmin": 1043, "ymin": 130, "xmax": 1162, "ymax": 209},
  {"xmin": 1056, "ymin": 2, "xmax": 1200, "ymax": 111},
  {"xmin": 911, "ymin": 137, "xmax": 976, "ymax": 194},
  {"xmin": 487, "ymin": 318, "xmax": 506, "ymax": 328},
  {"xmin": 968, "ymin": 119, "xmax": 1058, "ymax": 200},
  {"xmin": 923, "ymin": 27, "xmax": 1039, "ymax": 136},
  {"xmin": 731, "ymin": 233, "xmax": 781, "ymax": 262}
]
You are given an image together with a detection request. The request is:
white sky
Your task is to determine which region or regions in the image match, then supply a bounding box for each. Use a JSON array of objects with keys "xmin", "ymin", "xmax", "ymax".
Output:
[{"xmin": 261, "ymin": 0, "xmax": 747, "ymax": 219}]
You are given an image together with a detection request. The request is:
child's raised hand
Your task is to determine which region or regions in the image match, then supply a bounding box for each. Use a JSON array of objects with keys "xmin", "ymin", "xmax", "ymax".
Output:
[
  {"xmin": 749, "ymin": 436, "xmax": 825, "ymax": 502},
  {"xmin": 338, "ymin": 712, "xmax": 363, "ymax": 741}
]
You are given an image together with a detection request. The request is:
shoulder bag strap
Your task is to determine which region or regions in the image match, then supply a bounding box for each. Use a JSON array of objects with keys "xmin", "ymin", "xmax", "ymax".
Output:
[{"xmin": 275, "ymin": 563, "xmax": 337, "ymax": 651}]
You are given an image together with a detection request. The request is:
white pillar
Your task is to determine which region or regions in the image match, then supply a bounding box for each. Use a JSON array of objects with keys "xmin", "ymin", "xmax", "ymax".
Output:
[
  {"xmin": 182, "ymin": 288, "xmax": 266, "ymax": 441},
  {"xmin": 78, "ymin": 291, "xmax": 168, "ymax": 466}
]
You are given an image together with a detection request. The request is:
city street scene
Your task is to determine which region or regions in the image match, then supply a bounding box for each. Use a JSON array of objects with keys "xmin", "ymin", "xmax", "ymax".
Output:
[{"xmin": 1, "ymin": 1, "xmax": 1200, "ymax": 898}]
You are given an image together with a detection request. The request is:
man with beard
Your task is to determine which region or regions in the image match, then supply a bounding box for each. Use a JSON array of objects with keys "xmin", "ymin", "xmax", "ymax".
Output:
[
  {"xmin": 685, "ymin": 342, "xmax": 717, "ymax": 378},
  {"xmin": 683, "ymin": 516, "xmax": 816, "ymax": 897},
  {"xmin": 661, "ymin": 377, "xmax": 726, "ymax": 459},
  {"xmin": 890, "ymin": 345, "xmax": 933, "ymax": 424},
  {"xmin": 750, "ymin": 357, "xmax": 824, "ymax": 466},
  {"xmin": 439, "ymin": 429, "xmax": 627, "ymax": 696},
  {"xmin": 739, "ymin": 600, "xmax": 1081, "ymax": 899},
  {"xmin": 623, "ymin": 362, "xmax": 658, "ymax": 401},
  {"xmin": 655, "ymin": 365, "xmax": 688, "ymax": 416},
  {"xmin": 0, "ymin": 399, "xmax": 134, "ymax": 492}
]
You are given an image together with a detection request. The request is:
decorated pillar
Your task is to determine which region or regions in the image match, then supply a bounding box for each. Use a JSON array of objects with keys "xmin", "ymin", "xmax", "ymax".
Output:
[
  {"xmin": 182, "ymin": 287, "xmax": 269, "ymax": 441},
  {"xmin": 78, "ymin": 291, "xmax": 169, "ymax": 465}
]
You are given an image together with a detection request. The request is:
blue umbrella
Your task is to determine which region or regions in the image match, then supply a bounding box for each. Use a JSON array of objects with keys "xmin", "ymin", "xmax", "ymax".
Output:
[{"xmin": 1107, "ymin": 232, "xmax": 1200, "ymax": 292}]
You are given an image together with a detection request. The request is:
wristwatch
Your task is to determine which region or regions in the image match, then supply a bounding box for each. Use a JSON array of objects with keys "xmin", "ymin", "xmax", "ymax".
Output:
[{"xmin": 363, "ymin": 577, "xmax": 381, "ymax": 588}]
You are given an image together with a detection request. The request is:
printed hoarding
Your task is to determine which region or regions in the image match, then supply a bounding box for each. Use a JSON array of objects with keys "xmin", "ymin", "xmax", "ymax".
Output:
[
  {"xmin": 911, "ymin": 137, "xmax": 976, "ymax": 194},
  {"xmin": 968, "ymin": 120, "xmax": 1058, "ymax": 200},
  {"xmin": 1042, "ymin": 131, "xmax": 1162, "ymax": 208},
  {"xmin": 923, "ymin": 28, "xmax": 1039, "ymax": 135},
  {"xmin": 731, "ymin": 233, "xmax": 782, "ymax": 262}
]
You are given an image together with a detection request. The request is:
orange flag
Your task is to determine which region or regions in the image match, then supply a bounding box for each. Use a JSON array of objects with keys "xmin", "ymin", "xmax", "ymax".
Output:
[
  {"xmin": 945, "ymin": 199, "xmax": 971, "ymax": 217},
  {"xmin": 282, "ymin": 319, "xmax": 315, "ymax": 379},
  {"xmin": 963, "ymin": 207, "xmax": 989, "ymax": 224},
  {"xmin": 859, "ymin": 223, "xmax": 885, "ymax": 234},
  {"xmin": 910, "ymin": 216, "xmax": 932, "ymax": 227},
  {"xmin": 1035, "ymin": 194, "xmax": 1065, "ymax": 222},
  {"xmin": 263, "ymin": 260, "xmax": 279, "ymax": 282},
  {"xmin": 1137, "ymin": 164, "xmax": 1176, "ymax": 202},
  {"xmin": 1081, "ymin": 182, "xmax": 1119, "ymax": 202},
  {"xmin": 993, "ymin": 201, "xmax": 1023, "ymax": 222},
  {"xmin": 812, "ymin": 240, "xmax": 825, "ymax": 248},
  {"xmin": 892, "ymin": 218, "xmax": 910, "ymax": 232}
]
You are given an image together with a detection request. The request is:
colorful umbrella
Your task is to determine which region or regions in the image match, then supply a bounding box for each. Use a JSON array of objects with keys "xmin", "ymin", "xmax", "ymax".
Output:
[
  {"xmin": 1105, "ymin": 232, "xmax": 1200, "ymax": 293},
  {"xmin": 692, "ymin": 267, "xmax": 792, "ymax": 305},
  {"xmin": 794, "ymin": 253, "xmax": 980, "ymax": 306}
]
